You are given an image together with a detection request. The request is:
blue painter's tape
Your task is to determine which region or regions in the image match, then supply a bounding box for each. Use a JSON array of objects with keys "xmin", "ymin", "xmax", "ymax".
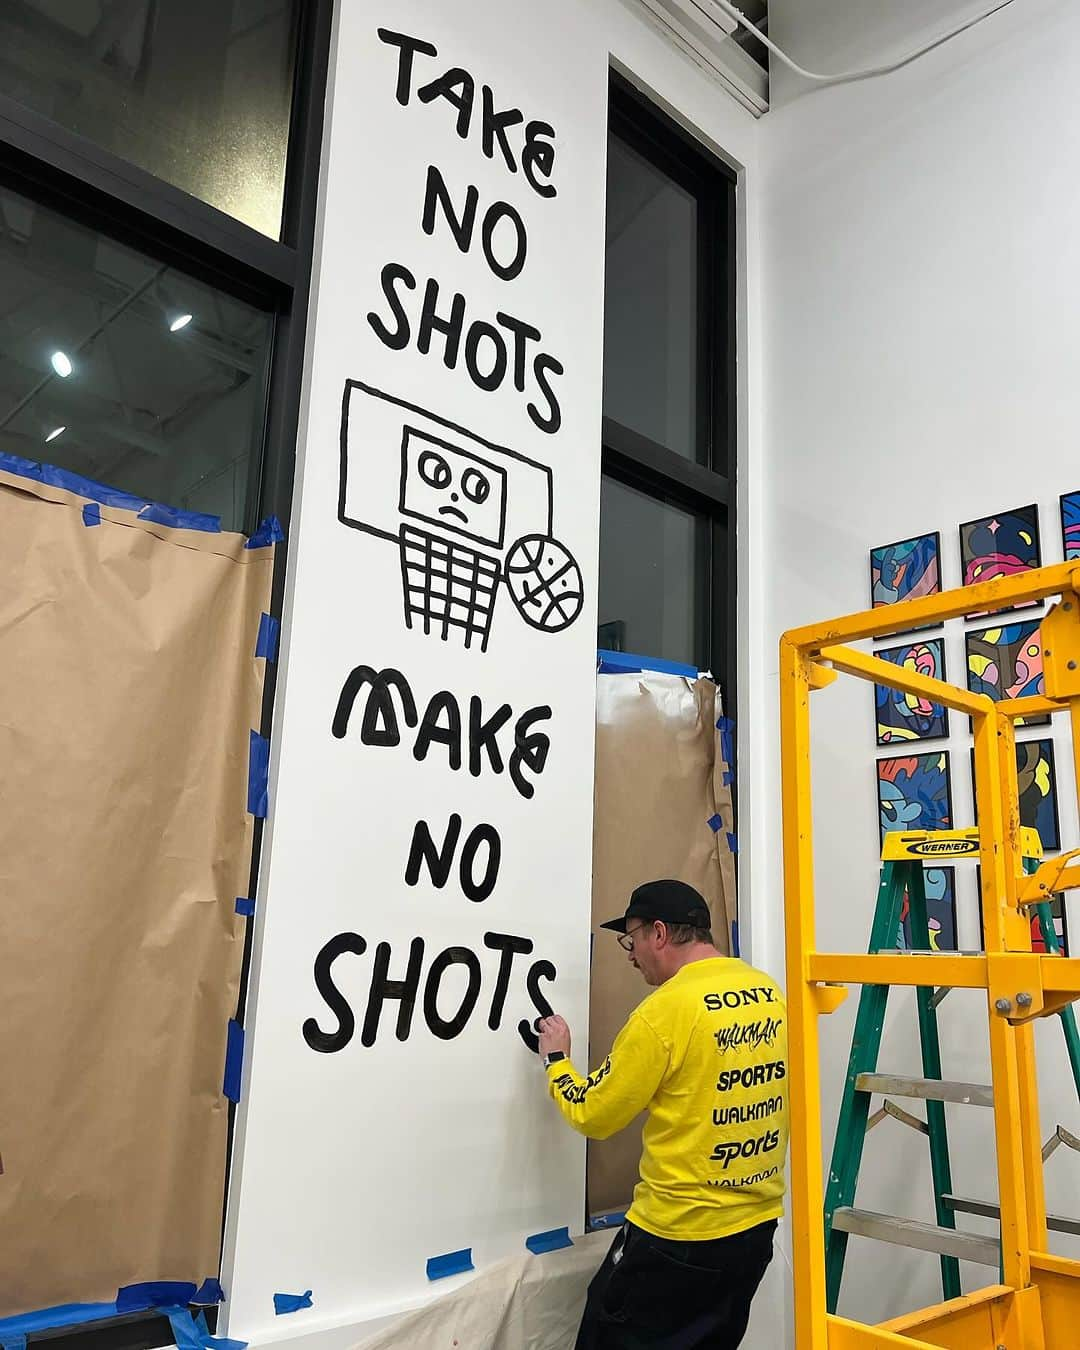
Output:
[
  {"xmin": 223, "ymin": 1020, "xmax": 244, "ymax": 1103},
  {"xmin": 192, "ymin": 1279, "xmax": 224, "ymax": 1306},
  {"xmin": 723, "ymin": 769, "xmax": 734, "ymax": 786},
  {"xmin": 716, "ymin": 716, "xmax": 735, "ymax": 732},
  {"xmin": 207, "ymin": 1338, "xmax": 247, "ymax": 1350},
  {"xmin": 235, "ymin": 897, "xmax": 255, "ymax": 917},
  {"xmin": 731, "ymin": 920, "xmax": 740, "ymax": 957},
  {"xmin": 0, "ymin": 1333, "xmax": 27, "ymax": 1350},
  {"xmin": 589, "ymin": 1211, "xmax": 627, "ymax": 1230},
  {"xmin": 0, "ymin": 1304, "xmax": 119, "ymax": 1338},
  {"xmin": 116, "ymin": 1283, "xmax": 197, "ymax": 1314},
  {"xmin": 82, "ymin": 502, "xmax": 101, "ymax": 527},
  {"xmin": 138, "ymin": 502, "xmax": 221, "ymax": 533},
  {"xmin": 248, "ymin": 731, "xmax": 269, "ymax": 818},
  {"xmin": 525, "ymin": 1227, "xmax": 573, "ymax": 1255},
  {"xmin": 273, "ymin": 1292, "xmax": 312, "ymax": 1316},
  {"xmin": 245, "ymin": 516, "xmax": 285, "ymax": 550},
  {"xmin": 597, "ymin": 649, "xmax": 699, "ymax": 679},
  {"xmin": 164, "ymin": 1309, "xmax": 203, "ymax": 1350},
  {"xmin": 726, "ymin": 832, "xmax": 739, "ymax": 854},
  {"xmin": 255, "ymin": 613, "xmax": 279, "ymax": 661},
  {"xmin": 426, "ymin": 1249, "xmax": 474, "ymax": 1281},
  {"xmin": 707, "ymin": 813, "xmax": 723, "ymax": 833}
]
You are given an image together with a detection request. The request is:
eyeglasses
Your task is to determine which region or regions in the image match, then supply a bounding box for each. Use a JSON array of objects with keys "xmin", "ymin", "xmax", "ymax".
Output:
[{"xmin": 617, "ymin": 924, "xmax": 650, "ymax": 953}]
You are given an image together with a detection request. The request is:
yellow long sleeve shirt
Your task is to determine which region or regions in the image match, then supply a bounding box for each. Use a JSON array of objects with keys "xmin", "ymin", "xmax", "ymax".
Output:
[{"xmin": 547, "ymin": 956, "xmax": 788, "ymax": 1241}]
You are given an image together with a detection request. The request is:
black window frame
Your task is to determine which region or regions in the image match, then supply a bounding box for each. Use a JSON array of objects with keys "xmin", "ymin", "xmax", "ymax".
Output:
[
  {"xmin": 0, "ymin": 5, "xmax": 334, "ymax": 1348},
  {"xmin": 602, "ymin": 72, "xmax": 738, "ymax": 724}
]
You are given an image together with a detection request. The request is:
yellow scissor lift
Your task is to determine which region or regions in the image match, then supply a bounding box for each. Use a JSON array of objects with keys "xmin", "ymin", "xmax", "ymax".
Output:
[{"xmin": 781, "ymin": 561, "xmax": 1080, "ymax": 1349}]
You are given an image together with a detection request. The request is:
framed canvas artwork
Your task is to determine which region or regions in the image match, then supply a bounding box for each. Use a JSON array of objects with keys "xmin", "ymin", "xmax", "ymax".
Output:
[
  {"xmin": 1061, "ymin": 491, "xmax": 1080, "ymax": 562},
  {"xmin": 870, "ymin": 533, "xmax": 941, "ymax": 636},
  {"xmin": 959, "ymin": 505, "xmax": 1040, "ymax": 616},
  {"xmin": 965, "ymin": 620, "xmax": 1049, "ymax": 728},
  {"xmin": 874, "ymin": 638, "xmax": 948, "ymax": 745},
  {"xmin": 898, "ymin": 868, "xmax": 957, "ymax": 953},
  {"xmin": 878, "ymin": 751, "xmax": 952, "ymax": 843},
  {"xmin": 969, "ymin": 738, "xmax": 1060, "ymax": 853}
]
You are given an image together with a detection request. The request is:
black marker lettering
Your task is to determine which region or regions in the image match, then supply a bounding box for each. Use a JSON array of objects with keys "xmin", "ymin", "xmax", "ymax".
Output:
[
  {"xmin": 481, "ymin": 85, "xmax": 523, "ymax": 172},
  {"xmin": 377, "ymin": 29, "xmax": 438, "ymax": 105},
  {"xmin": 417, "ymin": 279, "xmax": 466, "ymax": 370},
  {"xmin": 495, "ymin": 312, "xmax": 541, "ymax": 392},
  {"xmin": 333, "ymin": 666, "xmax": 418, "ymax": 744},
  {"xmin": 481, "ymin": 202, "xmax": 527, "ymax": 282},
  {"xmin": 421, "ymin": 164, "xmax": 479, "ymax": 253},
  {"xmin": 423, "ymin": 946, "xmax": 483, "ymax": 1039},
  {"xmin": 522, "ymin": 120, "xmax": 557, "ymax": 198},
  {"xmin": 510, "ymin": 706, "xmax": 552, "ymax": 799},
  {"xmin": 417, "ymin": 67, "xmax": 475, "ymax": 138},
  {"xmin": 405, "ymin": 814, "xmax": 463, "ymax": 890},
  {"xmin": 464, "ymin": 320, "xmax": 508, "ymax": 392},
  {"xmin": 362, "ymin": 938, "xmax": 425, "ymax": 1046},
  {"xmin": 414, "ymin": 690, "xmax": 463, "ymax": 770},
  {"xmin": 367, "ymin": 262, "xmax": 416, "ymax": 351},
  {"xmin": 468, "ymin": 697, "xmax": 511, "ymax": 777},
  {"xmin": 459, "ymin": 823, "xmax": 501, "ymax": 902},
  {"xmin": 483, "ymin": 931, "xmax": 533, "ymax": 1029},
  {"xmin": 527, "ymin": 353, "xmax": 563, "ymax": 434},
  {"xmin": 303, "ymin": 932, "xmax": 367, "ymax": 1054},
  {"xmin": 517, "ymin": 958, "xmax": 557, "ymax": 1052}
]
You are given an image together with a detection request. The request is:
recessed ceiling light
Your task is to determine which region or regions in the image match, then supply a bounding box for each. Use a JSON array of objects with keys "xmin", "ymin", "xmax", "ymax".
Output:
[
  {"xmin": 169, "ymin": 313, "xmax": 193, "ymax": 332},
  {"xmin": 51, "ymin": 350, "xmax": 73, "ymax": 377},
  {"xmin": 45, "ymin": 426, "xmax": 66, "ymax": 443}
]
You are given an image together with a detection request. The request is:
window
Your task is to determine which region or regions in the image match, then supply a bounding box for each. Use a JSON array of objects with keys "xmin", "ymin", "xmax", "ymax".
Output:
[
  {"xmin": 0, "ymin": 3, "xmax": 332, "ymax": 1346},
  {"xmin": 0, "ymin": 2, "xmax": 299, "ymax": 238},
  {"xmin": 598, "ymin": 76, "xmax": 735, "ymax": 697},
  {"xmin": 0, "ymin": 180, "xmax": 273, "ymax": 531}
]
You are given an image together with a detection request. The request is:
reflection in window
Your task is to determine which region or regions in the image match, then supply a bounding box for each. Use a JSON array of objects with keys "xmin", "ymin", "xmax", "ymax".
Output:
[
  {"xmin": 603, "ymin": 132, "xmax": 699, "ymax": 462},
  {"xmin": 0, "ymin": 1, "xmax": 298, "ymax": 239},
  {"xmin": 0, "ymin": 182, "xmax": 273, "ymax": 532},
  {"xmin": 597, "ymin": 474, "xmax": 710, "ymax": 668}
]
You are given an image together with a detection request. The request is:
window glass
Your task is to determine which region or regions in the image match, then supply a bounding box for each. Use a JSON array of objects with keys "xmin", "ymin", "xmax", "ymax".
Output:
[
  {"xmin": 0, "ymin": 1, "xmax": 298, "ymax": 239},
  {"xmin": 597, "ymin": 474, "xmax": 710, "ymax": 668},
  {"xmin": 0, "ymin": 180, "xmax": 273, "ymax": 532},
  {"xmin": 603, "ymin": 131, "xmax": 700, "ymax": 462}
]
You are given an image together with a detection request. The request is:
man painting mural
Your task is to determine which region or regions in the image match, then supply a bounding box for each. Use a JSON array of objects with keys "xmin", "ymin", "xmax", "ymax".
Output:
[{"xmin": 538, "ymin": 879, "xmax": 788, "ymax": 1349}]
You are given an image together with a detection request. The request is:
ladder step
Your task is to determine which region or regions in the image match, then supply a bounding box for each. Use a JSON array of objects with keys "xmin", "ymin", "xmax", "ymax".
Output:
[
  {"xmin": 831, "ymin": 1207, "xmax": 998, "ymax": 1266},
  {"xmin": 944, "ymin": 1193, "xmax": 1080, "ymax": 1239},
  {"xmin": 855, "ymin": 1072, "xmax": 993, "ymax": 1107}
]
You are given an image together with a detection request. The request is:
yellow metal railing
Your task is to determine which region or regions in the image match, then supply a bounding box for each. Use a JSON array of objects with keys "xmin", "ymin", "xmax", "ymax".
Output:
[{"xmin": 781, "ymin": 561, "xmax": 1080, "ymax": 1349}]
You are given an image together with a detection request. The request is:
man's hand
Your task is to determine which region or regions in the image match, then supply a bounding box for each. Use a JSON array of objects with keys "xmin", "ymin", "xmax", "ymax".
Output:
[{"xmin": 538, "ymin": 1014, "xmax": 572, "ymax": 1059}]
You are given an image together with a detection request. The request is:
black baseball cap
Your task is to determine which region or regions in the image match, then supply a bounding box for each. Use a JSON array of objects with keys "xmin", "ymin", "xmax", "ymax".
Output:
[{"xmin": 600, "ymin": 879, "xmax": 711, "ymax": 934}]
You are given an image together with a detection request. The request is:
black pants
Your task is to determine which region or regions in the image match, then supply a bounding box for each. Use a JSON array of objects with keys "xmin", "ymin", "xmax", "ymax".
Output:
[{"xmin": 575, "ymin": 1218, "xmax": 777, "ymax": 1350}]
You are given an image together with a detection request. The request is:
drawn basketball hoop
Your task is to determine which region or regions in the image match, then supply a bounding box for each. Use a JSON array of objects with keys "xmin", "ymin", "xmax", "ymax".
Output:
[{"xmin": 339, "ymin": 381, "xmax": 585, "ymax": 651}]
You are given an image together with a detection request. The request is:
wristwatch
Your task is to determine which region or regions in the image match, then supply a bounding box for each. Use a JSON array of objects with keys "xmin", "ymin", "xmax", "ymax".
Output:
[{"xmin": 543, "ymin": 1050, "xmax": 567, "ymax": 1069}]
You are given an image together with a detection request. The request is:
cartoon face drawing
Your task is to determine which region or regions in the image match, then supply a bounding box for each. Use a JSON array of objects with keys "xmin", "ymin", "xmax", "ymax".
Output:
[{"xmin": 399, "ymin": 427, "xmax": 507, "ymax": 549}]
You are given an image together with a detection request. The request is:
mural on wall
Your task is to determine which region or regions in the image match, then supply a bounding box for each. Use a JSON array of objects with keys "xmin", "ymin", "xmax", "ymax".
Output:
[
  {"xmin": 897, "ymin": 869, "xmax": 957, "ymax": 952},
  {"xmin": 340, "ymin": 382, "xmax": 584, "ymax": 652},
  {"xmin": 878, "ymin": 751, "xmax": 953, "ymax": 841},
  {"xmin": 959, "ymin": 503, "xmax": 1041, "ymax": 616},
  {"xmin": 869, "ymin": 533, "xmax": 941, "ymax": 632},
  {"xmin": 1061, "ymin": 491, "xmax": 1080, "ymax": 561},
  {"xmin": 969, "ymin": 739, "xmax": 1060, "ymax": 853},
  {"xmin": 965, "ymin": 620, "xmax": 1049, "ymax": 727},
  {"xmin": 875, "ymin": 638, "xmax": 949, "ymax": 745}
]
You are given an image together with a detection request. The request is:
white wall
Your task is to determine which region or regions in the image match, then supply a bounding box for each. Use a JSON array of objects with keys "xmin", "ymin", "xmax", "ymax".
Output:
[
  {"xmin": 762, "ymin": 0, "xmax": 1080, "ymax": 1327},
  {"xmin": 219, "ymin": 1, "xmax": 783, "ymax": 1347}
]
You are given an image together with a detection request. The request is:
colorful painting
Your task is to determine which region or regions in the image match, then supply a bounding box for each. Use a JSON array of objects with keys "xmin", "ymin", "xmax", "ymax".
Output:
[
  {"xmin": 870, "ymin": 533, "xmax": 941, "ymax": 629},
  {"xmin": 878, "ymin": 752, "xmax": 952, "ymax": 843},
  {"xmin": 969, "ymin": 739, "xmax": 1060, "ymax": 852},
  {"xmin": 959, "ymin": 505, "xmax": 1041, "ymax": 609},
  {"xmin": 965, "ymin": 620, "xmax": 1049, "ymax": 728},
  {"xmin": 875, "ymin": 639, "xmax": 949, "ymax": 744},
  {"xmin": 1061, "ymin": 491, "xmax": 1080, "ymax": 561},
  {"xmin": 898, "ymin": 868, "xmax": 957, "ymax": 952}
]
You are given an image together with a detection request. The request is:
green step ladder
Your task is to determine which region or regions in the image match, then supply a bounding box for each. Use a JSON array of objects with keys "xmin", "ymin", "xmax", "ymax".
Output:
[{"xmin": 823, "ymin": 828, "xmax": 1080, "ymax": 1314}]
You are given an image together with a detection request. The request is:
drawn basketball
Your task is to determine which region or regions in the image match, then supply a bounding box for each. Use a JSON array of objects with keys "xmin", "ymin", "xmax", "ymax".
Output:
[{"xmin": 504, "ymin": 535, "xmax": 584, "ymax": 633}]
